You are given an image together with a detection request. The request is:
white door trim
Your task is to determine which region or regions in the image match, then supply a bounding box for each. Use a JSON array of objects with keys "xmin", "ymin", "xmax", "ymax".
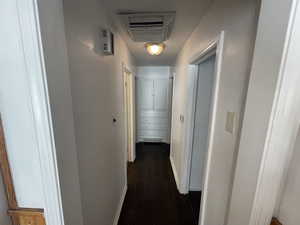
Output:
[
  {"xmin": 248, "ymin": 0, "xmax": 300, "ymax": 224},
  {"xmin": 16, "ymin": 0, "xmax": 65, "ymax": 224},
  {"xmin": 180, "ymin": 31, "xmax": 225, "ymax": 225},
  {"xmin": 122, "ymin": 63, "xmax": 136, "ymax": 163}
]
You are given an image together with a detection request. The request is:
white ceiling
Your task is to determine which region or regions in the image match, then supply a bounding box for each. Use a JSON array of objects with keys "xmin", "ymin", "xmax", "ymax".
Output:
[{"xmin": 103, "ymin": 0, "xmax": 213, "ymax": 66}]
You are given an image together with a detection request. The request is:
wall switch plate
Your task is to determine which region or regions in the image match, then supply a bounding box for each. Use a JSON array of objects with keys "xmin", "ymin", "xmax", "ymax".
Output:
[{"xmin": 226, "ymin": 112, "xmax": 235, "ymax": 134}]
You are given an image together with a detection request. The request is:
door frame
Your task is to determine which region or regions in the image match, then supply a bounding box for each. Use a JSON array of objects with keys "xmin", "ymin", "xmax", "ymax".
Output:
[
  {"xmin": 135, "ymin": 68, "xmax": 173, "ymax": 143},
  {"xmin": 122, "ymin": 63, "xmax": 136, "ymax": 163},
  {"xmin": 181, "ymin": 31, "xmax": 225, "ymax": 224},
  {"xmin": 6, "ymin": 1, "xmax": 68, "ymax": 225}
]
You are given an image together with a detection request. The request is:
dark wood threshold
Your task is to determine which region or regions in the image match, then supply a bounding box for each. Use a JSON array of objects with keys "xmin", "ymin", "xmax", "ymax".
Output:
[
  {"xmin": 8, "ymin": 209, "xmax": 45, "ymax": 225},
  {"xmin": 271, "ymin": 217, "xmax": 283, "ymax": 225}
]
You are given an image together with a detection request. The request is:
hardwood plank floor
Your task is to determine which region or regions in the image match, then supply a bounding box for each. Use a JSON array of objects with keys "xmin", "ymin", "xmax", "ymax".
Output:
[{"xmin": 118, "ymin": 143, "xmax": 201, "ymax": 225}]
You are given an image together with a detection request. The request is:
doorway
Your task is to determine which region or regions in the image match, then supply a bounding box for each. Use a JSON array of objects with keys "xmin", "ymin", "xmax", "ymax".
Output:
[
  {"xmin": 180, "ymin": 32, "xmax": 224, "ymax": 225},
  {"xmin": 189, "ymin": 54, "xmax": 216, "ymax": 222},
  {"xmin": 189, "ymin": 54, "xmax": 216, "ymax": 192},
  {"xmin": 123, "ymin": 65, "xmax": 135, "ymax": 162}
]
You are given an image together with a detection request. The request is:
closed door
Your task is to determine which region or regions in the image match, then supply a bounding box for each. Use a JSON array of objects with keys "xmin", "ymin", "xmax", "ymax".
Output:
[
  {"xmin": 137, "ymin": 78, "xmax": 153, "ymax": 111},
  {"xmin": 136, "ymin": 78, "xmax": 172, "ymax": 143}
]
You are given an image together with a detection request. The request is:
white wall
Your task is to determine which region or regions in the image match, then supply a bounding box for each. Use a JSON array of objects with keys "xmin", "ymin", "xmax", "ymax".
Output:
[
  {"xmin": 37, "ymin": 0, "xmax": 84, "ymax": 224},
  {"xmin": 62, "ymin": 0, "xmax": 136, "ymax": 224},
  {"xmin": 189, "ymin": 55, "xmax": 215, "ymax": 191},
  {"xmin": 273, "ymin": 3, "xmax": 300, "ymax": 224},
  {"xmin": 136, "ymin": 67, "xmax": 173, "ymax": 143},
  {"xmin": 227, "ymin": 0, "xmax": 300, "ymax": 224},
  {"xmin": 170, "ymin": 0, "xmax": 260, "ymax": 224},
  {"xmin": 0, "ymin": 178, "xmax": 10, "ymax": 225},
  {"xmin": 277, "ymin": 126, "xmax": 300, "ymax": 225}
]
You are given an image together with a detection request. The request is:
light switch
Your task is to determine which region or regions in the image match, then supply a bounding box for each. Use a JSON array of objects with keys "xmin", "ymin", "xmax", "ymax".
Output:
[{"xmin": 226, "ymin": 112, "xmax": 235, "ymax": 134}]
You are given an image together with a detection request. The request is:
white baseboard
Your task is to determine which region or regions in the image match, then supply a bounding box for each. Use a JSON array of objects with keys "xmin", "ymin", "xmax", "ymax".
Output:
[
  {"xmin": 128, "ymin": 158, "xmax": 135, "ymax": 163},
  {"xmin": 128, "ymin": 155, "xmax": 135, "ymax": 163},
  {"xmin": 170, "ymin": 156, "xmax": 183, "ymax": 193},
  {"xmin": 189, "ymin": 186, "xmax": 202, "ymax": 192},
  {"xmin": 113, "ymin": 185, "xmax": 127, "ymax": 225}
]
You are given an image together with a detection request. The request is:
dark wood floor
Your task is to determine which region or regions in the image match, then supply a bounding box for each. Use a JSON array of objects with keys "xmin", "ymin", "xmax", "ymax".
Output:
[{"xmin": 118, "ymin": 143, "xmax": 201, "ymax": 225}]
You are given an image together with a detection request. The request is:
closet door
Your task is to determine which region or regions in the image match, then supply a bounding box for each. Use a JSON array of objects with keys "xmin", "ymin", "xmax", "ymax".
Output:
[
  {"xmin": 137, "ymin": 77, "xmax": 172, "ymax": 143},
  {"xmin": 136, "ymin": 78, "xmax": 154, "ymax": 111},
  {"xmin": 154, "ymin": 79, "xmax": 170, "ymax": 112}
]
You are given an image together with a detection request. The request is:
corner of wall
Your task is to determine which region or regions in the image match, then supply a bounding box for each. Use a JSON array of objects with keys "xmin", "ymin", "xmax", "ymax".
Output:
[
  {"xmin": 113, "ymin": 184, "xmax": 127, "ymax": 225},
  {"xmin": 170, "ymin": 155, "xmax": 184, "ymax": 194}
]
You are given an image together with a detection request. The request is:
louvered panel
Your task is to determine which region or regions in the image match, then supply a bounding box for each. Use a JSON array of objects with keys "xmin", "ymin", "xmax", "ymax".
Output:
[{"xmin": 118, "ymin": 11, "xmax": 175, "ymax": 42}]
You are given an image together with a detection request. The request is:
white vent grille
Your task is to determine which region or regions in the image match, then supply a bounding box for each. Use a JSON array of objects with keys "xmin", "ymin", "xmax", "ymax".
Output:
[{"xmin": 118, "ymin": 11, "xmax": 175, "ymax": 42}]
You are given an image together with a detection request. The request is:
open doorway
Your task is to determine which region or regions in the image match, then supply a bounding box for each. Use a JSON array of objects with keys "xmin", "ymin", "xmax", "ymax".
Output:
[
  {"xmin": 181, "ymin": 32, "xmax": 225, "ymax": 225},
  {"xmin": 123, "ymin": 65, "xmax": 135, "ymax": 163},
  {"xmin": 188, "ymin": 54, "xmax": 216, "ymax": 221},
  {"xmin": 185, "ymin": 52, "xmax": 216, "ymax": 222},
  {"xmin": 190, "ymin": 54, "xmax": 216, "ymax": 191}
]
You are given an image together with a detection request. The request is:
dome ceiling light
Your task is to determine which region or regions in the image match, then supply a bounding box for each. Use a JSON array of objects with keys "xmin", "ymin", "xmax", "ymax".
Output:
[{"xmin": 145, "ymin": 43, "xmax": 166, "ymax": 56}]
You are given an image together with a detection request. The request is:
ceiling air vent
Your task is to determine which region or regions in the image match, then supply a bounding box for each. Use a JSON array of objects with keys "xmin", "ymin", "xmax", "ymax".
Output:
[{"xmin": 118, "ymin": 11, "xmax": 176, "ymax": 43}]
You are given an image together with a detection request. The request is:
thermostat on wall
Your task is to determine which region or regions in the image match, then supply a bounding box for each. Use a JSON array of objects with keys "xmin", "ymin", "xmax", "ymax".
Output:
[{"xmin": 101, "ymin": 29, "xmax": 114, "ymax": 55}]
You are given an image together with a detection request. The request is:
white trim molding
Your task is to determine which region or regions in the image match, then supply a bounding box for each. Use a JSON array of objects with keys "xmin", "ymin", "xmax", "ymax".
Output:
[
  {"xmin": 122, "ymin": 63, "xmax": 136, "ymax": 163},
  {"xmin": 227, "ymin": 1, "xmax": 300, "ymax": 224},
  {"xmin": 170, "ymin": 156, "xmax": 182, "ymax": 193},
  {"xmin": 113, "ymin": 185, "xmax": 127, "ymax": 225},
  {"xmin": 15, "ymin": 0, "xmax": 66, "ymax": 224},
  {"xmin": 189, "ymin": 187, "xmax": 202, "ymax": 192},
  {"xmin": 249, "ymin": 1, "xmax": 300, "ymax": 224}
]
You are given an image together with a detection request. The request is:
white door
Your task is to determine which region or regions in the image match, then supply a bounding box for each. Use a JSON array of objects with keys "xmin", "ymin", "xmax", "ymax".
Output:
[
  {"xmin": 136, "ymin": 77, "xmax": 172, "ymax": 143},
  {"xmin": 137, "ymin": 78, "xmax": 153, "ymax": 111}
]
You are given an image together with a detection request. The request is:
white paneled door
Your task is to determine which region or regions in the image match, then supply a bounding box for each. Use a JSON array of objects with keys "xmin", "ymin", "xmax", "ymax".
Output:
[{"xmin": 136, "ymin": 77, "xmax": 173, "ymax": 143}]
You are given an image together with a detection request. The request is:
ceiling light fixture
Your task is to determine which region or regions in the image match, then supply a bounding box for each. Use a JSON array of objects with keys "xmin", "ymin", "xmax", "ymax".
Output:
[{"xmin": 145, "ymin": 43, "xmax": 166, "ymax": 56}]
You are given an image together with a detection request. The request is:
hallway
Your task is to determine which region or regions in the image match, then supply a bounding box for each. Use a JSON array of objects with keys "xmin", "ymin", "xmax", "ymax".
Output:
[
  {"xmin": 118, "ymin": 143, "xmax": 201, "ymax": 225},
  {"xmin": 3, "ymin": 0, "xmax": 300, "ymax": 225}
]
